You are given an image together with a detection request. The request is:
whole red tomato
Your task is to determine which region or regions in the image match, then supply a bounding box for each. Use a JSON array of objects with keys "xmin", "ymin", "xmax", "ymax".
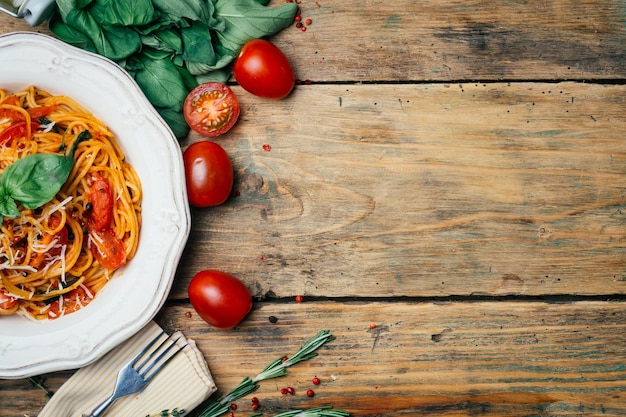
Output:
[
  {"xmin": 233, "ymin": 39, "xmax": 295, "ymax": 99},
  {"xmin": 183, "ymin": 82, "xmax": 240, "ymax": 137},
  {"xmin": 188, "ymin": 270, "xmax": 252, "ymax": 329},
  {"xmin": 183, "ymin": 141, "xmax": 233, "ymax": 207}
]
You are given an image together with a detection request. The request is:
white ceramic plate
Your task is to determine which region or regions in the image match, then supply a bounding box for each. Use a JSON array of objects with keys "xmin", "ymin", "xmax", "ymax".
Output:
[{"xmin": 0, "ymin": 32, "xmax": 190, "ymax": 379}]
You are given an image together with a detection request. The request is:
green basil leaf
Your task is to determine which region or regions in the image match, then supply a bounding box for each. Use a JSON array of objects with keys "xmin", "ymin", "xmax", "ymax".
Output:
[
  {"xmin": 58, "ymin": 9, "xmax": 141, "ymax": 60},
  {"xmin": 1, "ymin": 153, "xmax": 70, "ymax": 209},
  {"xmin": 175, "ymin": 65, "xmax": 200, "ymax": 91},
  {"xmin": 185, "ymin": 52, "xmax": 233, "ymax": 75},
  {"xmin": 0, "ymin": 187, "xmax": 19, "ymax": 221},
  {"xmin": 194, "ymin": 67, "xmax": 231, "ymax": 84},
  {"xmin": 90, "ymin": 0, "xmax": 156, "ymax": 26},
  {"xmin": 134, "ymin": 57, "xmax": 188, "ymax": 109},
  {"xmin": 98, "ymin": 25, "xmax": 142, "ymax": 61},
  {"xmin": 0, "ymin": 131, "xmax": 90, "ymax": 220},
  {"xmin": 134, "ymin": 12, "xmax": 180, "ymax": 35},
  {"xmin": 157, "ymin": 107, "xmax": 190, "ymax": 139},
  {"xmin": 151, "ymin": 0, "xmax": 223, "ymax": 29},
  {"xmin": 48, "ymin": 13, "xmax": 98, "ymax": 53},
  {"xmin": 55, "ymin": 0, "xmax": 95, "ymax": 20},
  {"xmin": 214, "ymin": 0, "xmax": 298, "ymax": 52},
  {"xmin": 182, "ymin": 21, "xmax": 217, "ymax": 65},
  {"xmin": 154, "ymin": 28, "xmax": 184, "ymax": 54},
  {"xmin": 141, "ymin": 47, "xmax": 173, "ymax": 60}
]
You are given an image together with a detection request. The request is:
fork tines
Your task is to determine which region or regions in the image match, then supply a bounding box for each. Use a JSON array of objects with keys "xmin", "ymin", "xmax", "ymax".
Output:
[{"xmin": 132, "ymin": 331, "xmax": 187, "ymax": 381}]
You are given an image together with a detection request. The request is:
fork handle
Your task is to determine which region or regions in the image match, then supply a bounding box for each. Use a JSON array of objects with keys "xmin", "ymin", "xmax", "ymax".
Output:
[{"xmin": 81, "ymin": 393, "xmax": 116, "ymax": 417}]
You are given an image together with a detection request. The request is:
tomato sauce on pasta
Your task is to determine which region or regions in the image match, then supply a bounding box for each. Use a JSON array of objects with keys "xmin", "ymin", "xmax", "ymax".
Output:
[{"xmin": 0, "ymin": 86, "xmax": 142, "ymax": 320}]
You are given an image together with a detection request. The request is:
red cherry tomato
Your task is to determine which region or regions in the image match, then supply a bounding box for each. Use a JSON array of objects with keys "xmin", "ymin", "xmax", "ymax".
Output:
[
  {"xmin": 188, "ymin": 270, "xmax": 252, "ymax": 329},
  {"xmin": 233, "ymin": 39, "xmax": 295, "ymax": 99},
  {"xmin": 48, "ymin": 284, "xmax": 94, "ymax": 320},
  {"xmin": 0, "ymin": 289, "xmax": 17, "ymax": 314},
  {"xmin": 183, "ymin": 141, "xmax": 233, "ymax": 207},
  {"xmin": 0, "ymin": 121, "xmax": 38, "ymax": 144},
  {"xmin": 29, "ymin": 216, "xmax": 69, "ymax": 269},
  {"xmin": 86, "ymin": 175, "xmax": 113, "ymax": 232},
  {"xmin": 87, "ymin": 227, "xmax": 126, "ymax": 270},
  {"xmin": 183, "ymin": 82, "xmax": 240, "ymax": 137}
]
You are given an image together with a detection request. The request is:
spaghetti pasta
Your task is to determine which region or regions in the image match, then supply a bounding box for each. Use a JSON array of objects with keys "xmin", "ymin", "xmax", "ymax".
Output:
[{"xmin": 0, "ymin": 86, "xmax": 142, "ymax": 320}]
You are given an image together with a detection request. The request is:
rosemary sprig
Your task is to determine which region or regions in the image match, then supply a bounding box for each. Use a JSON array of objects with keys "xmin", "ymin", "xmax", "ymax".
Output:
[
  {"xmin": 249, "ymin": 406, "xmax": 350, "ymax": 417},
  {"xmin": 254, "ymin": 330, "xmax": 336, "ymax": 382},
  {"xmin": 28, "ymin": 376, "xmax": 54, "ymax": 398},
  {"xmin": 196, "ymin": 331, "xmax": 335, "ymax": 417}
]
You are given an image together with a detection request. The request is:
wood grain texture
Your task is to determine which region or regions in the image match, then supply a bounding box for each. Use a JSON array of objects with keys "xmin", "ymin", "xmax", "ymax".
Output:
[
  {"xmin": 161, "ymin": 301, "xmax": 626, "ymax": 416},
  {"xmin": 254, "ymin": 0, "xmax": 626, "ymax": 82},
  {"xmin": 174, "ymin": 82, "xmax": 626, "ymax": 299},
  {"xmin": 3, "ymin": 301, "xmax": 626, "ymax": 416},
  {"xmin": 1, "ymin": 1, "xmax": 626, "ymax": 416}
]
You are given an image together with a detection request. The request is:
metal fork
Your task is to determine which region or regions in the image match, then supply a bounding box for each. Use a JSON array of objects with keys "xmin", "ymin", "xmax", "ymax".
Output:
[{"xmin": 82, "ymin": 330, "xmax": 187, "ymax": 417}]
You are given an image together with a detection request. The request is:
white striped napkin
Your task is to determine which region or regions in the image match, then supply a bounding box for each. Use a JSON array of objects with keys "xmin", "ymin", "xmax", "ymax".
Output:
[{"xmin": 39, "ymin": 321, "xmax": 216, "ymax": 417}]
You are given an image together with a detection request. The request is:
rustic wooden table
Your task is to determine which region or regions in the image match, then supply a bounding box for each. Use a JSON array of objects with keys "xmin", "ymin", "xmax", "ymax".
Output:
[{"xmin": 2, "ymin": 1, "xmax": 626, "ymax": 416}]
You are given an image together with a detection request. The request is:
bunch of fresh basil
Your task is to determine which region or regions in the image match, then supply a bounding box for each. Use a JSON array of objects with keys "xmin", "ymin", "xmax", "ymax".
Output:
[{"xmin": 49, "ymin": 0, "xmax": 298, "ymax": 138}]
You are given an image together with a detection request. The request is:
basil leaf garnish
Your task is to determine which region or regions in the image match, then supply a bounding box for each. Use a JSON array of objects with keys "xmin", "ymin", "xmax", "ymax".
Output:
[{"xmin": 0, "ymin": 131, "xmax": 91, "ymax": 222}]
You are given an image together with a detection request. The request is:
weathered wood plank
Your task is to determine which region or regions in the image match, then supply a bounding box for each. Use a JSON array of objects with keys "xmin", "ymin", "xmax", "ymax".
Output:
[
  {"xmin": 172, "ymin": 81, "xmax": 626, "ymax": 299},
  {"xmin": 3, "ymin": 301, "xmax": 626, "ymax": 416},
  {"xmin": 281, "ymin": 0, "xmax": 626, "ymax": 82},
  {"xmin": 156, "ymin": 300, "xmax": 626, "ymax": 417},
  {"xmin": 2, "ymin": 0, "xmax": 626, "ymax": 82}
]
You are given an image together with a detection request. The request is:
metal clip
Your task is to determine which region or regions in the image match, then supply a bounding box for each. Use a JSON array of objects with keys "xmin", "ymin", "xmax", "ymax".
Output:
[{"xmin": 0, "ymin": 0, "xmax": 55, "ymax": 26}]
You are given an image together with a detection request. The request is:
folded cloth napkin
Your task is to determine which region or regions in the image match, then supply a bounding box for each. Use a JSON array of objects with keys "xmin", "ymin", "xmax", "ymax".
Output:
[{"xmin": 39, "ymin": 321, "xmax": 216, "ymax": 417}]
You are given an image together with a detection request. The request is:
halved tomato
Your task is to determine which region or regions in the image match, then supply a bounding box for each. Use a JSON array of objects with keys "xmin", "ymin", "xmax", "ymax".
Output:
[
  {"xmin": 86, "ymin": 175, "xmax": 113, "ymax": 232},
  {"xmin": 0, "ymin": 289, "xmax": 17, "ymax": 314},
  {"xmin": 183, "ymin": 82, "xmax": 240, "ymax": 137},
  {"xmin": 87, "ymin": 228, "xmax": 126, "ymax": 270},
  {"xmin": 0, "ymin": 121, "xmax": 36, "ymax": 144},
  {"xmin": 29, "ymin": 216, "xmax": 69, "ymax": 269},
  {"xmin": 47, "ymin": 284, "xmax": 94, "ymax": 319},
  {"xmin": 0, "ymin": 95, "xmax": 21, "ymax": 120}
]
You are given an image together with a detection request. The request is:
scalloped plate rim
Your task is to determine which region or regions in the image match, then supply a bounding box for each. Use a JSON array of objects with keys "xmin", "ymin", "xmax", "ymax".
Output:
[{"xmin": 0, "ymin": 32, "xmax": 190, "ymax": 379}]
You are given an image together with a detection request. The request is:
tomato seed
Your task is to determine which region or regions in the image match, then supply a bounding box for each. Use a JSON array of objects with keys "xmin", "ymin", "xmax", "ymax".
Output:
[
  {"xmin": 305, "ymin": 18, "xmax": 312, "ymax": 25},
  {"xmin": 230, "ymin": 403, "xmax": 237, "ymax": 410},
  {"xmin": 301, "ymin": 26, "xmax": 307, "ymax": 32},
  {"xmin": 287, "ymin": 386, "xmax": 295, "ymax": 395},
  {"xmin": 295, "ymin": 15, "xmax": 301, "ymax": 21},
  {"xmin": 281, "ymin": 387, "xmax": 288, "ymax": 395},
  {"xmin": 312, "ymin": 377, "xmax": 321, "ymax": 385},
  {"xmin": 369, "ymin": 322, "xmax": 377, "ymax": 329},
  {"xmin": 252, "ymin": 403, "xmax": 260, "ymax": 411},
  {"xmin": 262, "ymin": 144, "xmax": 271, "ymax": 151},
  {"xmin": 296, "ymin": 295, "xmax": 304, "ymax": 303},
  {"xmin": 307, "ymin": 389, "xmax": 315, "ymax": 397},
  {"xmin": 295, "ymin": 22, "xmax": 303, "ymax": 28}
]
